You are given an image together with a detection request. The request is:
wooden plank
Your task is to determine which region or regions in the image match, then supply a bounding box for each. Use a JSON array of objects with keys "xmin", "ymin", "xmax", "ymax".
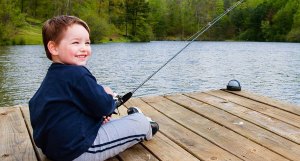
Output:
[
  {"xmin": 142, "ymin": 96, "xmax": 289, "ymax": 161},
  {"xmin": 166, "ymin": 94, "xmax": 300, "ymax": 161},
  {"xmin": 143, "ymin": 132, "xmax": 192, "ymax": 161},
  {"xmin": 186, "ymin": 92, "xmax": 300, "ymax": 144},
  {"xmin": 118, "ymin": 104, "xmax": 198, "ymax": 161},
  {"xmin": 207, "ymin": 90, "xmax": 300, "ymax": 128},
  {"xmin": 20, "ymin": 106, "xmax": 51, "ymax": 161},
  {"xmin": 118, "ymin": 144, "xmax": 158, "ymax": 161},
  {"xmin": 106, "ymin": 157, "xmax": 120, "ymax": 161},
  {"xmin": 0, "ymin": 107, "xmax": 37, "ymax": 161},
  {"xmin": 223, "ymin": 89, "xmax": 300, "ymax": 116},
  {"xmin": 126, "ymin": 98, "xmax": 242, "ymax": 161}
]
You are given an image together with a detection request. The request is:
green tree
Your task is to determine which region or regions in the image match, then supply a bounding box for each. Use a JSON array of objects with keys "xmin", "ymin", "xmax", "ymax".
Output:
[
  {"xmin": 269, "ymin": 0, "xmax": 299, "ymax": 41},
  {"xmin": 125, "ymin": 0, "xmax": 152, "ymax": 41},
  {"xmin": 287, "ymin": 2, "xmax": 300, "ymax": 42},
  {"xmin": 72, "ymin": 0, "xmax": 116, "ymax": 43},
  {"xmin": 0, "ymin": 0, "xmax": 25, "ymax": 45},
  {"xmin": 148, "ymin": 0, "xmax": 168, "ymax": 40},
  {"xmin": 239, "ymin": 2, "xmax": 271, "ymax": 41}
]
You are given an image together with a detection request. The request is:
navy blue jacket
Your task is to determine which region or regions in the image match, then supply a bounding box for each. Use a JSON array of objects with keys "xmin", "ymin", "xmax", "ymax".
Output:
[{"xmin": 29, "ymin": 63, "xmax": 115, "ymax": 161}]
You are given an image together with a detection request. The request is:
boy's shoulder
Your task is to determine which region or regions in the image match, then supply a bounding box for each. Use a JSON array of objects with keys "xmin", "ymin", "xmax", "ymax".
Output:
[{"xmin": 48, "ymin": 63, "xmax": 91, "ymax": 77}]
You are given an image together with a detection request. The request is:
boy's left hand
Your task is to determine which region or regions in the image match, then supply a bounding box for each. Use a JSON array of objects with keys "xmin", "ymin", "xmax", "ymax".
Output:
[{"xmin": 102, "ymin": 116, "xmax": 111, "ymax": 124}]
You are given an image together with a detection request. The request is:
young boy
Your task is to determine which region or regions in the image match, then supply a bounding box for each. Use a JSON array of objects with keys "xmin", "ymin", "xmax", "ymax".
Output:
[{"xmin": 29, "ymin": 15, "xmax": 159, "ymax": 161}]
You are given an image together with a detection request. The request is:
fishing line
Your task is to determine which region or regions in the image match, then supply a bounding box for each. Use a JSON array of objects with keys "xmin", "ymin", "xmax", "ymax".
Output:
[{"xmin": 114, "ymin": 0, "xmax": 244, "ymax": 107}]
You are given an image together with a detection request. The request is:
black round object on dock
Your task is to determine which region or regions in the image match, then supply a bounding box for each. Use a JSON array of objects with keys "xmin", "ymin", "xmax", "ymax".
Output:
[{"xmin": 227, "ymin": 80, "xmax": 241, "ymax": 91}]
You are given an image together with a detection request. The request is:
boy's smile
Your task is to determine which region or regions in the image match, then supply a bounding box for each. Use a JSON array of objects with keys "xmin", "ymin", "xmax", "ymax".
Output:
[{"xmin": 49, "ymin": 24, "xmax": 91, "ymax": 66}]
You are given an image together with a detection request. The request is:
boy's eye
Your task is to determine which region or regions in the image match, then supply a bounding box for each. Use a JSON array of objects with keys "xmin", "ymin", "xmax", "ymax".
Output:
[
  {"xmin": 85, "ymin": 41, "xmax": 90, "ymax": 45},
  {"xmin": 72, "ymin": 42, "xmax": 79, "ymax": 44}
]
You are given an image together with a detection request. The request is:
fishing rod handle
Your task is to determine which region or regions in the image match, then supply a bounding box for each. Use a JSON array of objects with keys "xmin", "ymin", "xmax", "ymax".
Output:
[{"xmin": 109, "ymin": 92, "xmax": 133, "ymax": 115}]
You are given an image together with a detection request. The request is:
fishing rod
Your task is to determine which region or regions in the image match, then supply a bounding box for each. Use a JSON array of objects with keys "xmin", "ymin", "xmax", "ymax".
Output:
[{"xmin": 114, "ymin": 0, "xmax": 244, "ymax": 108}]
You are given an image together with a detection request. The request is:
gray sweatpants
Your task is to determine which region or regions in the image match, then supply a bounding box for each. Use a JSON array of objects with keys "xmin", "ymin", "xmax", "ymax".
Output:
[{"xmin": 74, "ymin": 113, "xmax": 152, "ymax": 161}]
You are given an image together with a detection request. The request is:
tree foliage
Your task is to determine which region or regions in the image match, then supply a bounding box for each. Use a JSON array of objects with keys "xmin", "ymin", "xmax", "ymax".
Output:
[
  {"xmin": 0, "ymin": 0, "xmax": 25, "ymax": 45},
  {"xmin": 1, "ymin": 0, "xmax": 300, "ymax": 45}
]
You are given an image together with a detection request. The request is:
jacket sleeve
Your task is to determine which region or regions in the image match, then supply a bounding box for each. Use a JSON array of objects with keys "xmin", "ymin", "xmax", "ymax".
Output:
[{"xmin": 72, "ymin": 73, "xmax": 116, "ymax": 119}]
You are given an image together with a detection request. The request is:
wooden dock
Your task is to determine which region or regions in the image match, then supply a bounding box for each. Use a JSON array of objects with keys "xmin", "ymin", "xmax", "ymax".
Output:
[{"xmin": 1, "ymin": 89, "xmax": 300, "ymax": 161}]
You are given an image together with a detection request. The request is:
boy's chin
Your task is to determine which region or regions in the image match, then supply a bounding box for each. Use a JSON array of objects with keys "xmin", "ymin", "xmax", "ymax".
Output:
[
  {"xmin": 74, "ymin": 60, "xmax": 88, "ymax": 66},
  {"xmin": 63, "ymin": 61, "xmax": 87, "ymax": 66},
  {"xmin": 76, "ymin": 62, "xmax": 87, "ymax": 66},
  {"xmin": 52, "ymin": 59, "xmax": 88, "ymax": 66}
]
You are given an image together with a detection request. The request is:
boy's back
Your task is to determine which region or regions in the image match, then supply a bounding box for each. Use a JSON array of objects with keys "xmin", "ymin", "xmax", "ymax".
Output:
[{"xmin": 30, "ymin": 63, "xmax": 115, "ymax": 160}]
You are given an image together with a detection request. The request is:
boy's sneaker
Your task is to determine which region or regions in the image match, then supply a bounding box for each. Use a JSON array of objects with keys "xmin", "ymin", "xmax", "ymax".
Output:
[
  {"xmin": 150, "ymin": 121, "xmax": 159, "ymax": 136},
  {"xmin": 127, "ymin": 107, "xmax": 143, "ymax": 115},
  {"xmin": 127, "ymin": 107, "xmax": 159, "ymax": 136}
]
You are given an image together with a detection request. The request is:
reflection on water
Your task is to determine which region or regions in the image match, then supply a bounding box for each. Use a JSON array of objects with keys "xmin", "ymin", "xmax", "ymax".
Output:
[
  {"xmin": 0, "ymin": 42, "xmax": 299, "ymax": 107},
  {"xmin": 0, "ymin": 45, "xmax": 49, "ymax": 107},
  {"xmin": 0, "ymin": 46, "xmax": 13, "ymax": 106}
]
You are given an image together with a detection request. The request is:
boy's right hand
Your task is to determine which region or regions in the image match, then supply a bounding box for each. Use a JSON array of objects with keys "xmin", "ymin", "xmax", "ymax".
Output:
[{"xmin": 103, "ymin": 86, "xmax": 114, "ymax": 96}]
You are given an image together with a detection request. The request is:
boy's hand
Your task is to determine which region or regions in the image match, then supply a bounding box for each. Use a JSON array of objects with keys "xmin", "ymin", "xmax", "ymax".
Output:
[
  {"xmin": 103, "ymin": 86, "xmax": 114, "ymax": 96},
  {"xmin": 102, "ymin": 116, "xmax": 111, "ymax": 124}
]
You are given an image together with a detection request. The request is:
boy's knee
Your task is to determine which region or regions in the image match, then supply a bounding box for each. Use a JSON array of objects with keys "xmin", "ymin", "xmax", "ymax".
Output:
[
  {"xmin": 127, "ymin": 113, "xmax": 150, "ymax": 126},
  {"xmin": 126, "ymin": 113, "xmax": 152, "ymax": 135}
]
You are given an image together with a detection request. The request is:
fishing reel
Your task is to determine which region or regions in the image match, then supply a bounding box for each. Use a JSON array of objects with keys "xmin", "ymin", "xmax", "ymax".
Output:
[{"xmin": 111, "ymin": 92, "xmax": 133, "ymax": 115}]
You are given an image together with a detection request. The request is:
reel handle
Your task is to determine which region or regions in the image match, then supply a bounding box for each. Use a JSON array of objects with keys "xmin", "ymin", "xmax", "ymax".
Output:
[{"xmin": 111, "ymin": 92, "xmax": 133, "ymax": 115}]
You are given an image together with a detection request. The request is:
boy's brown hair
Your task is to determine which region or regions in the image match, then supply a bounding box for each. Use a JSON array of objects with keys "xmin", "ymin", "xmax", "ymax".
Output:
[{"xmin": 42, "ymin": 15, "xmax": 90, "ymax": 60}]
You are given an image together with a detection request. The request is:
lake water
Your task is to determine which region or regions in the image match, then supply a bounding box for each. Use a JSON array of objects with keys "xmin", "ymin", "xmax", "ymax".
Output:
[{"xmin": 0, "ymin": 41, "xmax": 299, "ymax": 107}]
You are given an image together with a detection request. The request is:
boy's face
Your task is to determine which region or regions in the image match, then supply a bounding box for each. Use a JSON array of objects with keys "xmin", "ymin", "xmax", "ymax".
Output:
[{"xmin": 49, "ymin": 24, "xmax": 91, "ymax": 66}]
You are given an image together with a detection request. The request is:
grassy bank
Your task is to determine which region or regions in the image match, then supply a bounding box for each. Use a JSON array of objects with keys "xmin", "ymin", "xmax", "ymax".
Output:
[
  {"xmin": 13, "ymin": 25, "xmax": 42, "ymax": 45},
  {"xmin": 9, "ymin": 17, "xmax": 43, "ymax": 45}
]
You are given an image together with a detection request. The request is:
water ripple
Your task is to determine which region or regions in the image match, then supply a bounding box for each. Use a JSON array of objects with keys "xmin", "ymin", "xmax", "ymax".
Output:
[{"xmin": 0, "ymin": 42, "xmax": 299, "ymax": 107}]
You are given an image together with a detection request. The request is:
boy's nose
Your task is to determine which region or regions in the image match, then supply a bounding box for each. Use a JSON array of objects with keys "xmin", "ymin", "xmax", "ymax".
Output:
[
  {"xmin": 80, "ymin": 46, "xmax": 86, "ymax": 52},
  {"xmin": 80, "ymin": 44, "xmax": 89, "ymax": 52}
]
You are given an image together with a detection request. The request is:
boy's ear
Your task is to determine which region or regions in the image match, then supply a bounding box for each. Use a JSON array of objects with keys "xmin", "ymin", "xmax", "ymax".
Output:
[{"xmin": 47, "ymin": 41, "xmax": 59, "ymax": 56}]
